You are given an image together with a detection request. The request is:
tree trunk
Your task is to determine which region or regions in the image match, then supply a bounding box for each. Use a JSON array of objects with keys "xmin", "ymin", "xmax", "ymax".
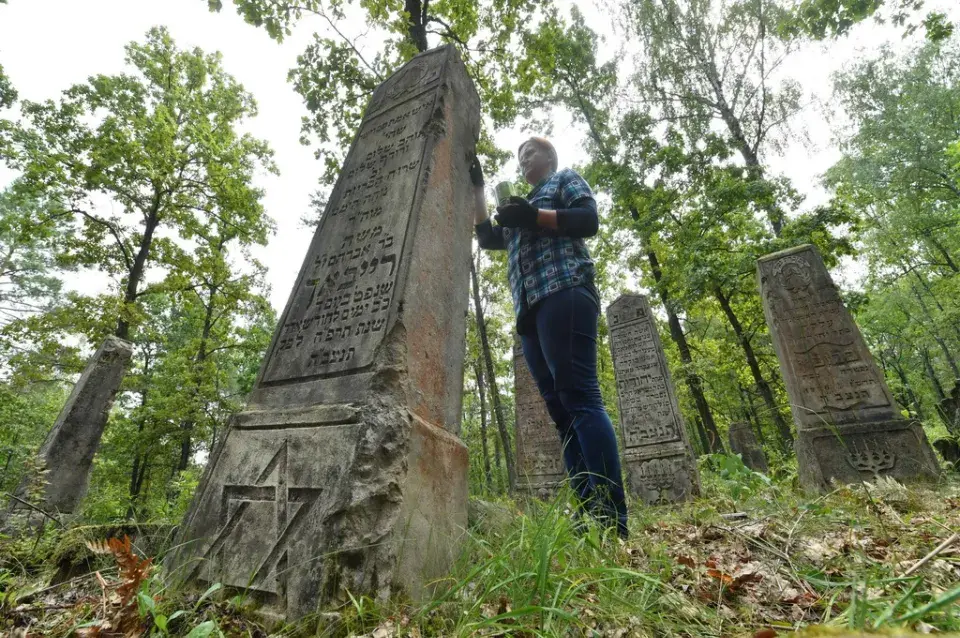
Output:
[
  {"xmin": 714, "ymin": 286, "xmax": 793, "ymax": 451},
  {"xmin": 642, "ymin": 235, "xmax": 723, "ymax": 453},
  {"xmin": 1, "ymin": 433, "xmax": 19, "ymax": 489},
  {"xmin": 470, "ymin": 257, "xmax": 516, "ymax": 491},
  {"xmin": 691, "ymin": 416, "xmax": 709, "ymax": 456},
  {"xmin": 909, "ymin": 284, "xmax": 960, "ymax": 378},
  {"xmin": 883, "ymin": 351, "xmax": 925, "ymax": 420},
  {"xmin": 127, "ymin": 353, "xmax": 152, "ymax": 519},
  {"xmin": 493, "ymin": 427, "xmax": 503, "ymax": 493},
  {"xmin": 404, "ymin": 0, "xmax": 429, "ymax": 52},
  {"xmin": 174, "ymin": 278, "xmax": 219, "ymax": 488},
  {"xmin": 474, "ymin": 359, "xmax": 493, "ymax": 492},
  {"xmin": 910, "ymin": 268, "xmax": 960, "ymax": 345},
  {"xmin": 926, "ymin": 235, "xmax": 960, "ymax": 274},
  {"xmin": 116, "ymin": 191, "xmax": 162, "ymax": 340}
]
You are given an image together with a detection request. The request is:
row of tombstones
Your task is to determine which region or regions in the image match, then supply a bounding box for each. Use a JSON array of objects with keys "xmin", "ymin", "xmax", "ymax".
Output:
[
  {"xmin": 513, "ymin": 246, "xmax": 943, "ymax": 505},
  {"xmin": 7, "ymin": 46, "xmax": 947, "ymax": 622}
]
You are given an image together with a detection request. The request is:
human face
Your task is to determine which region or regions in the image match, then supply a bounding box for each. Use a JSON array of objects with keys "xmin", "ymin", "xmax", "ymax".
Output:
[{"xmin": 519, "ymin": 141, "xmax": 553, "ymax": 185}]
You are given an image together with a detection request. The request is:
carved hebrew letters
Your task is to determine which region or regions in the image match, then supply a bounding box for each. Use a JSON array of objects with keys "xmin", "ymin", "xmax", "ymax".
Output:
[
  {"xmin": 607, "ymin": 295, "xmax": 699, "ymax": 504},
  {"xmin": 262, "ymin": 91, "xmax": 440, "ymax": 383},
  {"xmin": 169, "ymin": 46, "xmax": 481, "ymax": 620},
  {"xmin": 758, "ymin": 245, "xmax": 940, "ymax": 491},
  {"xmin": 513, "ymin": 339, "xmax": 565, "ymax": 494}
]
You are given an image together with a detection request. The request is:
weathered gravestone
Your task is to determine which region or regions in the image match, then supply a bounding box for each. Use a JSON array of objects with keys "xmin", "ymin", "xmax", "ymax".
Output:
[
  {"xmin": 513, "ymin": 337, "xmax": 566, "ymax": 498},
  {"xmin": 758, "ymin": 245, "xmax": 940, "ymax": 491},
  {"xmin": 728, "ymin": 422, "xmax": 769, "ymax": 473},
  {"xmin": 11, "ymin": 336, "xmax": 133, "ymax": 514},
  {"xmin": 607, "ymin": 294, "xmax": 700, "ymax": 504},
  {"xmin": 166, "ymin": 46, "xmax": 480, "ymax": 619}
]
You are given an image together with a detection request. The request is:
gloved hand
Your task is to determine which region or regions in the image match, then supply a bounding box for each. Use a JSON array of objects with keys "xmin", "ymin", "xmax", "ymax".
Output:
[
  {"xmin": 495, "ymin": 195, "xmax": 539, "ymax": 229},
  {"xmin": 469, "ymin": 155, "xmax": 484, "ymax": 187}
]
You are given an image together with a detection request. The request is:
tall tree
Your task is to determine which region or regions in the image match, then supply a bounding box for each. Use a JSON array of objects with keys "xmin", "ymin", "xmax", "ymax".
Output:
[
  {"xmin": 626, "ymin": 0, "xmax": 804, "ymax": 236},
  {"xmin": 1, "ymin": 26, "xmax": 276, "ymax": 343}
]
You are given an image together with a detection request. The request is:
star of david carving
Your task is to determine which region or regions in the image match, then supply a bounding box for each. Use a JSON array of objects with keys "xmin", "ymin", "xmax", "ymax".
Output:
[{"xmin": 191, "ymin": 440, "xmax": 322, "ymax": 604}]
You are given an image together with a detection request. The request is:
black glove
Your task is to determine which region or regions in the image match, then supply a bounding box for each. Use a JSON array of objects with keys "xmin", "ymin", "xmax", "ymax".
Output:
[
  {"xmin": 469, "ymin": 155, "xmax": 484, "ymax": 186},
  {"xmin": 495, "ymin": 196, "xmax": 539, "ymax": 229}
]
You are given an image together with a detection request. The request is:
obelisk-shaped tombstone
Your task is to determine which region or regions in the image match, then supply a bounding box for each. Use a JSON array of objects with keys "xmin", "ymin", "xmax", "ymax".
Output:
[
  {"xmin": 167, "ymin": 46, "xmax": 480, "ymax": 619},
  {"xmin": 513, "ymin": 338, "xmax": 565, "ymax": 498},
  {"xmin": 728, "ymin": 422, "xmax": 768, "ymax": 473},
  {"xmin": 607, "ymin": 294, "xmax": 699, "ymax": 504},
  {"xmin": 11, "ymin": 336, "xmax": 133, "ymax": 514},
  {"xmin": 758, "ymin": 245, "xmax": 939, "ymax": 491}
]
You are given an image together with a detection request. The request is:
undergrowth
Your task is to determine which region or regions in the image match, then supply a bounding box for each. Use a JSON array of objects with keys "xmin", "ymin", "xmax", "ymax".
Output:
[{"xmin": 2, "ymin": 456, "xmax": 958, "ymax": 637}]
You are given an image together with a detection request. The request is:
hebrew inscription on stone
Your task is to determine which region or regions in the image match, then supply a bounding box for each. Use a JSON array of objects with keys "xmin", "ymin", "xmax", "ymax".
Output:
[
  {"xmin": 262, "ymin": 84, "xmax": 441, "ymax": 383},
  {"xmin": 759, "ymin": 248, "xmax": 898, "ymax": 426},
  {"xmin": 758, "ymin": 244, "xmax": 939, "ymax": 491},
  {"xmin": 169, "ymin": 46, "xmax": 480, "ymax": 620},
  {"xmin": 513, "ymin": 339, "xmax": 565, "ymax": 494},
  {"xmin": 607, "ymin": 294, "xmax": 699, "ymax": 503}
]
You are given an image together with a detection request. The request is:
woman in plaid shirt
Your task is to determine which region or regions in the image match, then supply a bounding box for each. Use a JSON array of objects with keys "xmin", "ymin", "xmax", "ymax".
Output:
[{"xmin": 472, "ymin": 137, "xmax": 628, "ymax": 539}]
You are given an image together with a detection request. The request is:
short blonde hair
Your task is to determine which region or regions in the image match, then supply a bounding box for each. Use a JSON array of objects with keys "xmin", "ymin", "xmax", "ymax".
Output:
[{"xmin": 519, "ymin": 136, "xmax": 559, "ymax": 173}]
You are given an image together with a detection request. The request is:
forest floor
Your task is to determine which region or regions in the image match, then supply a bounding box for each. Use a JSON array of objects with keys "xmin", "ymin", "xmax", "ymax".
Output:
[{"xmin": 2, "ymin": 458, "xmax": 960, "ymax": 637}]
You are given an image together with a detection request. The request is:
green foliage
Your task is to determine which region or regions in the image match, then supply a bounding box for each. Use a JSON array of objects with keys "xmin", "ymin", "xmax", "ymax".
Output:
[
  {"xmin": 0, "ymin": 28, "xmax": 277, "ymax": 522},
  {"xmin": 779, "ymin": 0, "xmax": 955, "ymax": 42},
  {"xmin": 828, "ymin": 35, "xmax": 960, "ymax": 439},
  {"xmin": 1, "ymin": 25, "xmax": 276, "ymax": 343},
  {"xmin": 699, "ymin": 452, "xmax": 775, "ymax": 504},
  {"xmin": 210, "ymin": 0, "xmax": 554, "ymax": 182},
  {"xmin": 0, "ymin": 62, "xmax": 16, "ymax": 110},
  {"xmin": 0, "ymin": 380, "xmax": 66, "ymax": 495}
]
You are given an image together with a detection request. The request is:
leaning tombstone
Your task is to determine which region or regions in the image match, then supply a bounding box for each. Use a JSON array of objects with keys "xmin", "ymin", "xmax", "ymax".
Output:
[
  {"xmin": 10, "ymin": 335, "xmax": 133, "ymax": 516},
  {"xmin": 607, "ymin": 294, "xmax": 700, "ymax": 504},
  {"xmin": 728, "ymin": 422, "xmax": 769, "ymax": 473},
  {"xmin": 757, "ymin": 245, "xmax": 940, "ymax": 491},
  {"xmin": 165, "ymin": 45, "xmax": 480, "ymax": 620},
  {"xmin": 513, "ymin": 337, "xmax": 565, "ymax": 499}
]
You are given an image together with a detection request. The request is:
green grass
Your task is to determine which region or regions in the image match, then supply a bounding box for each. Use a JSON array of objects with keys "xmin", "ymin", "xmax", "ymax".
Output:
[{"xmin": 3, "ymin": 457, "xmax": 959, "ymax": 637}]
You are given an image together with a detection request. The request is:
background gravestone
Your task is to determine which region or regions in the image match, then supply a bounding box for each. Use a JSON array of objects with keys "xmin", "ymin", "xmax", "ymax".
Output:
[
  {"xmin": 11, "ymin": 335, "xmax": 133, "ymax": 514},
  {"xmin": 166, "ymin": 45, "xmax": 480, "ymax": 619},
  {"xmin": 728, "ymin": 422, "xmax": 769, "ymax": 473},
  {"xmin": 607, "ymin": 294, "xmax": 700, "ymax": 504},
  {"xmin": 758, "ymin": 245, "xmax": 940, "ymax": 491},
  {"xmin": 513, "ymin": 338, "xmax": 566, "ymax": 498}
]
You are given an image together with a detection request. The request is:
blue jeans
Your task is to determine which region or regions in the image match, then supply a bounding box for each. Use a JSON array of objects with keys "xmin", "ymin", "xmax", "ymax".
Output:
[{"xmin": 520, "ymin": 285, "xmax": 628, "ymax": 538}]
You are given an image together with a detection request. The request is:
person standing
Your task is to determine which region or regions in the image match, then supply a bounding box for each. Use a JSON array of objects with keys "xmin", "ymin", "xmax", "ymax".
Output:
[{"xmin": 470, "ymin": 137, "xmax": 628, "ymax": 538}]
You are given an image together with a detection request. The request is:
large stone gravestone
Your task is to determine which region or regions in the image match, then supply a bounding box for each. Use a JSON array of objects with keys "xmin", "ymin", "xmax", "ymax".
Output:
[
  {"xmin": 758, "ymin": 245, "xmax": 939, "ymax": 491},
  {"xmin": 728, "ymin": 422, "xmax": 768, "ymax": 473},
  {"xmin": 607, "ymin": 294, "xmax": 700, "ymax": 504},
  {"xmin": 11, "ymin": 335, "xmax": 133, "ymax": 514},
  {"xmin": 166, "ymin": 46, "xmax": 480, "ymax": 619},
  {"xmin": 513, "ymin": 338, "xmax": 566, "ymax": 498}
]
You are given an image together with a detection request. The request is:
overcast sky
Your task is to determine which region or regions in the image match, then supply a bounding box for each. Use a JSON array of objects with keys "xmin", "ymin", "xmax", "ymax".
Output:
[{"xmin": 1, "ymin": 0, "xmax": 958, "ymax": 310}]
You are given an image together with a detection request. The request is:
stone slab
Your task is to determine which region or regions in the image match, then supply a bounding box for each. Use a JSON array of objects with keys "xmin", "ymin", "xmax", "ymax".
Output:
[
  {"xmin": 728, "ymin": 421, "xmax": 768, "ymax": 473},
  {"xmin": 607, "ymin": 294, "xmax": 699, "ymax": 504},
  {"xmin": 11, "ymin": 335, "xmax": 132, "ymax": 514},
  {"xmin": 513, "ymin": 338, "xmax": 565, "ymax": 498},
  {"xmin": 167, "ymin": 45, "xmax": 480, "ymax": 619},
  {"xmin": 758, "ymin": 245, "xmax": 939, "ymax": 491}
]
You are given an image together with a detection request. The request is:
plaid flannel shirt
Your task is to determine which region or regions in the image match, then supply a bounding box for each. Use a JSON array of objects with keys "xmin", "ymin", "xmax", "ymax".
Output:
[{"xmin": 477, "ymin": 168, "xmax": 598, "ymax": 329}]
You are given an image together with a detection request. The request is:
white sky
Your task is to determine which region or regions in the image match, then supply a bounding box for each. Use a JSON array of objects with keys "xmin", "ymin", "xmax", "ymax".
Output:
[{"xmin": 1, "ymin": 0, "xmax": 958, "ymax": 309}]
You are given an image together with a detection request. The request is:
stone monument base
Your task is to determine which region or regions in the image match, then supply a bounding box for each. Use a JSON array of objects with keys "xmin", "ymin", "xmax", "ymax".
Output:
[
  {"xmin": 622, "ymin": 443, "xmax": 699, "ymax": 505},
  {"xmin": 166, "ymin": 401, "xmax": 467, "ymax": 619},
  {"xmin": 796, "ymin": 420, "xmax": 940, "ymax": 492},
  {"xmin": 517, "ymin": 477, "xmax": 565, "ymax": 502}
]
